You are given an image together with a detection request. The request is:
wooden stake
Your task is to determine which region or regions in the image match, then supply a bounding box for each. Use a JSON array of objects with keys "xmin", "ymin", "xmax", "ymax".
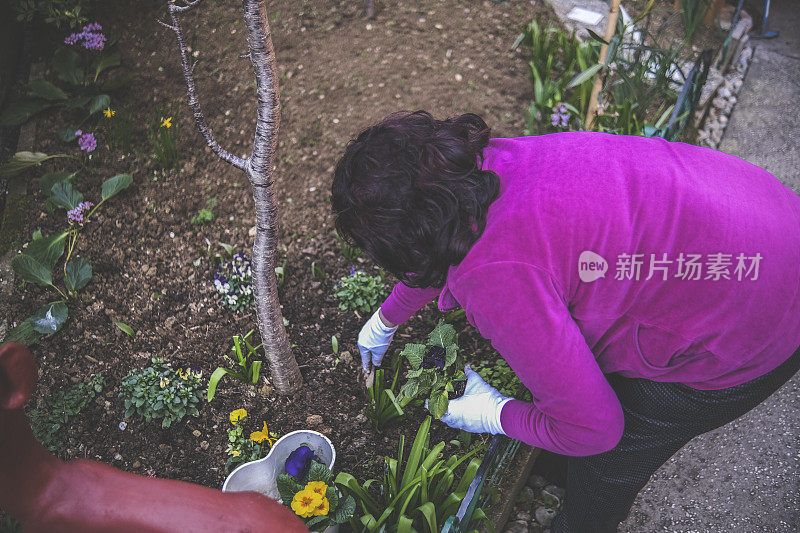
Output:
[{"xmin": 585, "ymin": 0, "xmax": 622, "ymax": 130}]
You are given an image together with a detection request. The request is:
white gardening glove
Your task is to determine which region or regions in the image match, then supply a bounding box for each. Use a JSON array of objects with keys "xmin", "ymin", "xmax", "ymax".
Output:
[
  {"xmin": 438, "ymin": 365, "xmax": 512, "ymax": 435},
  {"xmin": 357, "ymin": 309, "xmax": 399, "ymax": 374}
]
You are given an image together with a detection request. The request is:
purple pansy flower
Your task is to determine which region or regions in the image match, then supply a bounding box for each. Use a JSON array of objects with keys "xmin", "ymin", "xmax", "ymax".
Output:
[
  {"xmin": 285, "ymin": 445, "xmax": 319, "ymax": 477},
  {"xmin": 421, "ymin": 345, "xmax": 446, "ymax": 370}
]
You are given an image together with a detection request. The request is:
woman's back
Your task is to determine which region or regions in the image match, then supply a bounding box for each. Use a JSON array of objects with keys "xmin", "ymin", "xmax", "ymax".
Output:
[{"xmin": 451, "ymin": 132, "xmax": 800, "ymax": 388}]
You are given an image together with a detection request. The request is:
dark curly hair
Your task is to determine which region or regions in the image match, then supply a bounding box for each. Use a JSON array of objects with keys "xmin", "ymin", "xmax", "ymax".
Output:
[{"xmin": 330, "ymin": 110, "xmax": 501, "ymax": 289}]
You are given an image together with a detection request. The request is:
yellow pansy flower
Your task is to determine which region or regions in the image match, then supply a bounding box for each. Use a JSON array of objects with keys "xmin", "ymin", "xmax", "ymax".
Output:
[
  {"xmin": 305, "ymin": 481, "xmax": 327, "ymax": 497},
  {"xmin": 250, "ymin": 422, "xmax": 275, "ymax": 445},
  {"xmin": 312, "ymin": 496, "xmax": 330, "ymax": 517},
  {"xmin": 103, "ymin": 107, "xmax": 115, "ymax": 118},
  {"xmin": 291, "ymin": 489, "xmax": 323, "ymax": 518},
  {"xmin": 159, "ymin": 377, "xmax": 169, "ymax": 388},
  {"xmin": 175, "ymin": 368, "xmax": 188, "ymax": 379},
  {"xmin": 161, "ymin": 116, "xmax": 173, "ymax": 128},
  {"xmin": 231, "ymin": 450, "xmax": 241, "ymax": 457},
  {"xmin": 229, "ymin": 409, "xmax": 248, "ymax": 424}
]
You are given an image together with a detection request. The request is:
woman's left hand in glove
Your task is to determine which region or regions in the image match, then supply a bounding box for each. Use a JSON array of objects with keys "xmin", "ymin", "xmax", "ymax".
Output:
[{"xmin": 436, "ymin": 365, "xmax": 513, "ymax": 435}]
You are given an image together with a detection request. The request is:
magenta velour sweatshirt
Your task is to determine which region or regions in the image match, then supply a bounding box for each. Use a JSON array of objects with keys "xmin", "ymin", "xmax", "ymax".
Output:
[{"xmin": 380, "ymin": 132, "xmax": 800, "ymax": 456}]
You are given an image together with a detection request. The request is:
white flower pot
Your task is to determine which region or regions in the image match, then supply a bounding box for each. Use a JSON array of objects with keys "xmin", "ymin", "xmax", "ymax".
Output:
[{"xmin": 222, "ymin": 429, "xmax": 339, "ymax": 532}]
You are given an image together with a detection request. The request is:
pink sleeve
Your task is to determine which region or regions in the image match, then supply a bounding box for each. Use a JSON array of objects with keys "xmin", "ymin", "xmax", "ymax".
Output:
[
  {"xmin": 380, "ymin": 282, "xmax": 443, "ymax": 326},
  {"xmin": 451, "ymin": 262, "xmax": 624, "ymax": 456}
]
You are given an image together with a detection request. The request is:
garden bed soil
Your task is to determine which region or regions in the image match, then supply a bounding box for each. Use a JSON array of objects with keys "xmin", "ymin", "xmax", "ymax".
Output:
[{"xmin": 5, "ymin": 0, "xmax": 552, "ymax": 492}]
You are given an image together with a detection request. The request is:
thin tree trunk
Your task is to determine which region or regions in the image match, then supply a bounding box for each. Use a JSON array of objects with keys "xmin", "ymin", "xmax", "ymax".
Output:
[{"xmin": 163, "ymin": 0, "xmax": 302, "ymax": 394}]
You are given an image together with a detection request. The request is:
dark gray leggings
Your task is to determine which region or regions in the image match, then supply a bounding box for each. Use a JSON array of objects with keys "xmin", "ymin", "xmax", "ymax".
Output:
[{"xmin": 551, "ymin": 347, "xmax": 800, "ymax": 532}]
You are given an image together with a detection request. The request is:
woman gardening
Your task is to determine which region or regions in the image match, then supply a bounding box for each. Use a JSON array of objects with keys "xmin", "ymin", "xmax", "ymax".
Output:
[{"xmin": 331, "ymin": 110, "xmax": 800, "ymax": 531}]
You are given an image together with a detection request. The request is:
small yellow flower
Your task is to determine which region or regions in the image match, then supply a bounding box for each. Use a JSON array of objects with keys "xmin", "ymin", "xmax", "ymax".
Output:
[
  {"xmin": 231, "ymin": 450, "xmax": 241, "ymax": 457},
  {"xmin": 229, "ymin": 409, "xmax": 248, "ymax": 425},
  {"xmin": 291, "ymin": 489, "xmax": 323, "ymax": 518},
  {"xmin": 159, "ymin": 377, "xmax": 169, "ymax": 388},
  {"xmin": 175, "ymin": 368, "xmax": 188, "ymax": 379},
  {"xmin": 305, "ymin": 481, "xmax": 327, "ymax": 497},
  {"xmin": 312, "ymin": 496, "xmax": 330, "ymax": 517},
  {"xmin": 161, "ymin": 116, "xmax": 172, "ymax": 128},
  {"xmin": 103, "ymin": 107, "xmax": 115, "ymax": 118},
  {"xmin": 250, "ymin": 421, "xmax": 275, "ymax": 444}
]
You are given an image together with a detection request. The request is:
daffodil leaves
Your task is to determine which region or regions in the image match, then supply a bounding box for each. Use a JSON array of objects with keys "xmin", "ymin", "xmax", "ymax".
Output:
[{"xmin": 32, "ymin": 301, "xmax": 68, "ymax": 334}]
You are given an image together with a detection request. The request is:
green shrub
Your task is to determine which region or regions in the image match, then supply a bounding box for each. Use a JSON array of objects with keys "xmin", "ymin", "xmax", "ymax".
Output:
[
  {"xmin": 334, "ymin": 270, "xmax": 388, "ymax": 315},
  {"xmin": 120, "ymin": 358, "xmax": 203, "ymax": 428}
]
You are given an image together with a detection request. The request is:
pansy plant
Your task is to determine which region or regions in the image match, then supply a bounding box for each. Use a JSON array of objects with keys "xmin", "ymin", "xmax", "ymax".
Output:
[
  {"xmin": 277, "ymin": 446, "xmax": 355, "ymax": 531},
  {"xmin": 398, "ymin": 320, "xmax": 466, "ymax": 419}
]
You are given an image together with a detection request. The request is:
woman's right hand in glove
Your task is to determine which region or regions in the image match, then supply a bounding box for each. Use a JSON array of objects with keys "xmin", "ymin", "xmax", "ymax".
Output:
[{"xmin": 357, "ymin": 308, "xmax": 398, "ymax": 374}]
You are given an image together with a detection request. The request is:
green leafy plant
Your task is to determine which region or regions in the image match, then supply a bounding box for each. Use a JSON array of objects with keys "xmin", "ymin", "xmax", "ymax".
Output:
[
  {"xmin": 334, "ymin": 270, "xmax": 389, "ymax": 315},
  {"xmin": 225, "ymin": 408, "xmax": 277, "ymax": 470},
  {"xmin": 11, "ymin": 0, "xmax": 96, "ymax": 28},
  {"xmin": 277, "ymin": 457, "xmax": 356, "ymax": 531},
  {"xmin": 366, "ymin": 353, "xmax": 408, "ymax": 432},
  {"xmin": 398, "ymin": 320, "xmax": 466, "ymax": 419},
  {"xmin": 7, "ymin": 170, "xmax": 132, "ymax": 345},
  {"xmin": 0, "ymin": 24, "xmax": 123, "ymax": 127},
  {"xmin": 191, "ymin": 197, "xmax": 217, "ymax": 225},
  {"xmin": 119, "ymin": 358, "xmax": 204, "ymax": 428},
  {"xmin": 149, "ymin": 107, "xmax": 180, "ymax": 170},
  {"xmin": 207, "ymin": 330, "xmax": 263, "ymax": 401},
  {"xmin": 0, "ymin": 513, "xmax": 22, "ymax": 533},
  {"xmin": 335, "ymin": 230, "xmax": 362, "ymax": 261},
  {"xmin": 680, "ymin": 0, "xmax": 712, "ymax": 44},
  {"xmin": 30, "ymin": 373, "xmax": 104, "ymax": 451},
  {"xmin": 471, "ymin": 356, "xmax": 529, "ymax": 400},
  {"xmin": 335, "ymin": 417, "xmax": 490, "ymax": 533}
]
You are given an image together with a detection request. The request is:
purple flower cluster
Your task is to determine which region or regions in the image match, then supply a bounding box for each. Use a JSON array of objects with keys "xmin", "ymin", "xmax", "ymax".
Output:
[
  {"xmin": 64, "ymin": 22, "xmax": 106, "ymax": 50},
  {"xmin": 550, "ymin": 103, "xmax": 570, "ymax": 128},
  {"xmin": 75, "ymin": 130, "xmax": 97, "ymax": 153},
  {"xmin": 67, "ymin": 201, "xmax": 94, "ymax": 225}
]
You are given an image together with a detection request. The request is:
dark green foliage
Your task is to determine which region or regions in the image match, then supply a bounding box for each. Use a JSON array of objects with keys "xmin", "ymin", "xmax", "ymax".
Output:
[
  {"xmin": 119, "ymin": 358, "xmax": 203, "ymax": 428},
  {"xmin": 366, "ymin": 353, "xmax": 408, "ymax": 432},
  {"xmin": 30, "ymin": 373, "xmax": 104, "ymax": 452},
  {"xmin": 335, "ymin": 417, "xmax": 490, "ymax": 533},
  {"xmin": 399, "ymin": 320, "xmax": 464, "ymax": 419},
  {"xmin": 207, "ymin": 330, "xmax": 263, "ymax": 401}
]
